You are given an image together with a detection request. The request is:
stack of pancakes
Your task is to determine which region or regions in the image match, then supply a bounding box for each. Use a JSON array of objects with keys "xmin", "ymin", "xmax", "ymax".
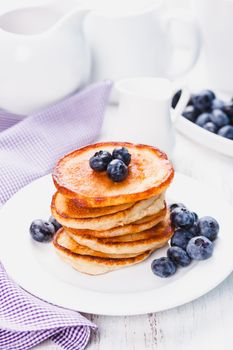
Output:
[{"xmin": 51, "ymin": 142, "xmax": 174, "ymax": 275}]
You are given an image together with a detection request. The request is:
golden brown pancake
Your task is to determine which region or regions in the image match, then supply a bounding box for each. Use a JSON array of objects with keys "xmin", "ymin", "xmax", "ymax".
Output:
[
  {"xmin": 51, "ymin": 194, "xmax": 165, "ymax": 231},
  {"xmin": 56, "ymin": 229, "xmax": 141, "ymax": 258},
  {"xmin": 64, "ymin": 207, "xmax": 167, "ymax": 238},
  {"xmin": 67, "ymin": 217, "xmax": 173, "ymax": 255},
  {"xmin": 52, "ymin": 142, "xmax": 174, "ymax": 207},
  {"xmin": 52, "ymin": 191, "xmax": 135, "ymax": 219},
  {"xmin": 53, "ymin": 230, "xmax": 153, "ymax": 275}
]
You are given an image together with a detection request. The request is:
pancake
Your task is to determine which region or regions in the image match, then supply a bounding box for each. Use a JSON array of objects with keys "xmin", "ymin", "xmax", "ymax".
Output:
[
  {"xmin": 53, "ymin": 142, "xmax": 174, "ymax": 207},
  {"xmin": 52, "ymin": 191, "xmax": 135, "ymax": 219},
  {"xmin": 51, "ymin": 193, "xmax": 165, "ymax": 231},
  {"xmin": 67, "ymin": 217, "xmax": 173, "ymax": 255},
  {"xmin": 65, "ymin": 207, "xmax": 167, "ymax": 238},
  {"xmin": 53, "ymin": 230, "xmax": 153, "ymax": 275},
  {"xmin": 56, "ymin": 229, "xmax": 141, "ymax": 258}
]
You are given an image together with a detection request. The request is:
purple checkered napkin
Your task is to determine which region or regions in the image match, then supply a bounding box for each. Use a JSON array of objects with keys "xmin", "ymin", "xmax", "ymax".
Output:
[
  {"xmin": 0, "ymin": 80, "xmax": 112, "ymax": 206},
  {"xmin": 0, "ymin": 265, "xmax": 96, "ymax": 350},
  {"xmin": 0, "ymin": 81, "xmax": 112, "ymax": 349}
]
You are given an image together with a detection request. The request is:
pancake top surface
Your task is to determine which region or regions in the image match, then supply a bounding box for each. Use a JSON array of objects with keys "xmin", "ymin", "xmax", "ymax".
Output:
[{"xmin": 53, "ymin": 142, "xmax": 174, "ymax": 207}]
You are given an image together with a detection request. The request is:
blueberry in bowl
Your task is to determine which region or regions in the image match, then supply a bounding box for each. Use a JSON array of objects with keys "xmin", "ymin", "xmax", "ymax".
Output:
[
  {"xmin": 192, "ymin": 90, "xmax": 215, "ymax": 111},
  {"xmin": 222, "ymin": 101, "xmax": 233, "ymax": 120},
  {"xmin": 182, "ymin": 105, "xmax": 199, "ymax": 122},
  {"xmin": 174, "ymin": 88, "xmax": 233, "ymax": 144},
  {"xmin": 218, "ymin": 125, "xmax": 233, "ymax": 140},
  {"xmin": 203, "ymin": 122, "xmax": 217, "ymax": 133},
  {"xmin": 195, "ymin": 113, "xmax": 212, "ymax": 127},
  {"xmin": 211, "ymin": 99, "xmax": 225, "ymax": 110},
  {"xmin": 172, "ymin": 90, "xmax": 193, "ymax": 108},
  {"xmin": 209, "ymin": 109, "xmax": 229, "ymax": 128},
  {"xmin": 171, "ymin": 90, "xmax": 182, "ymax": 109}
]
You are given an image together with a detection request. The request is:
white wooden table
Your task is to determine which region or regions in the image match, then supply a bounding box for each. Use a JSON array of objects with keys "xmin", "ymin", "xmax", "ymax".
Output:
[{"xmin": 35, "ymin": 104, "xmax": 233, "ymax": 350}]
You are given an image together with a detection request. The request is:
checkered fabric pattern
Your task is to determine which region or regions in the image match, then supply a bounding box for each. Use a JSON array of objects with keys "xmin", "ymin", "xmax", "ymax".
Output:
[
  {"xmin": 0, "ymin": 81, "xmax": 112, "ymax": 349},
  {"xmin": 0, "ymin": 265, "xmax": 96, "ymax": 350},
  {"xmin": 0, "ymin": 81, "xmax": 112, "ymax": 205}
]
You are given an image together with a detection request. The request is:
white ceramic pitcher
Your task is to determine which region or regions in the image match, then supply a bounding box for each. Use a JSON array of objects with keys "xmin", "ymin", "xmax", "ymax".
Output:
[
  {"xmin": 192, "ymin": 0, "xmax": 233, "ymax": 93},
  {"xmin": 0, "ymin": 1, "xmax": 90, "ymax": 114},
  {"xmin": 84, "ymin": 0, "xmax": 200, "ymax": 84},
  {"xmin": 113, "ymin": 77, "xmax": 190, "ymax": 156}
]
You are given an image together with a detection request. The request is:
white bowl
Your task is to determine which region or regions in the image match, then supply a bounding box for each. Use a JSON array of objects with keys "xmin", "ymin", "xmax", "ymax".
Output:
[{"xmin": 175, "ymin": 116, "xmax": 233, "ymax": 158}]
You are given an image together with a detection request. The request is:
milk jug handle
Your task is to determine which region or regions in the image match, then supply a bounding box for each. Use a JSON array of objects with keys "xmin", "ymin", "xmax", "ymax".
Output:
[
  {"xmin": 163, "ymin": 9, "xmax": 201, "ymax": 78},
  {"xmin": 171, "ymin": 85, "xmax": 190, "ymax": 123}
]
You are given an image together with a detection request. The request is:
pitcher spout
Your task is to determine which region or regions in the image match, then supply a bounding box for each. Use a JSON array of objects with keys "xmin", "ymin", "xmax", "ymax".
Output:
[{"xmin": 54, "ymin": 7, "xmax": 90, "ymax": 33}]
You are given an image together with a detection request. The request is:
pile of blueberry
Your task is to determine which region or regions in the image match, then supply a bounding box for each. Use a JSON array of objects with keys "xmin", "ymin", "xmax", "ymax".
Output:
[
  {"xmin": 172, "ymin": 89, "xmax": 233, "ymax": 140},
  {"xmin": 151, "ymin": 203, "xmax": 219, "ymax": 278},
  {"xmin": 89, "ymin": 147, "xmax": 131, "ymax": 182},
  {"xmin": 30, "ymin": 216, "xmax": 62, "ymax": 242}
]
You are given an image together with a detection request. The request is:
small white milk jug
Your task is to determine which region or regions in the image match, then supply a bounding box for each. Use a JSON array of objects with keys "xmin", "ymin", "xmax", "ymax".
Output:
[{"xmin": 112, "ymin": 77, "xmax": 190, "ymax": 156}]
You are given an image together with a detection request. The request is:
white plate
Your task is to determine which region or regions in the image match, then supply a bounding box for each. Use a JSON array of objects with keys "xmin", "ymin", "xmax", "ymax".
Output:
[
  {"xmin": 175, "ymin": 116, "xmax": 233, "ymax": 158},
  {"xmin": 0, "ymin": 173, "xmax": 232, "ymax": 316}
]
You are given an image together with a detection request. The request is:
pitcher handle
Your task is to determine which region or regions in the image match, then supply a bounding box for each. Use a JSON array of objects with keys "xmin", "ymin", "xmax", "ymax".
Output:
[
  {"xmin": 163, "ymin": 8, "xmax": 201, "ymax": 78},
  {"xmin": 171, "ymin": 84, "xmax": 190, "ymax": 123}
]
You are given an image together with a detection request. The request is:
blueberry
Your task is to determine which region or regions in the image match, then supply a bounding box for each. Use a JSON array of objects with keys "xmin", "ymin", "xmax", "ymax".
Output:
[
  {"xmin": 171, "ymin": 229, "xmax": 194, "ymax": 250},
  {"xmin": 222, "ymin": 101, "xmax": 233, "ymax": 120},
  {"xmin": 192, "ymin": 212, "xmax": 198, "ymax": 222},
  {"xmin": 218, "ymin": 125, "xmax": 233, "ymax": 140},
  {"xmin": 187, "ymin": 94, "xmax": 194, "ymax": 106},
  {"xmin": 182, "ymin": 105, "xmax": 199, "ymax": 122},
  {"xmin": 89, "ymin": 150, "xmax": 112, "ymax": 172},
  {"xmin": 196, "ymin": 216, "xmax": 219, "ymax": 241},
  {"xmin": 196, "ymin": 113, "xmax": 211, "ymax": 127},
  {"xmin": 169, "ymin": 203, "xmax": 186, "ymax": 212},
  {"xmin": 167, "ymin": 246, "xmax": 191, "ymax": 267},
  {"xmin": 151, "ymin": 257, "xmax": 176, "ymax": 278},
  {"xmin": 192, "ymin": 90, "xmax": 215, "ymax": 111},
  {"xmin": 49, "ymin": 216, "xmax": 62, "ymax": 232},
  {"xmin": 112, "ymin": 147, "xmax": 131, "ymax": 165},
  {"xmin": 172, "ymin": 90, "xmax": 181, "ymax": 108},
  {"xmin": 170, "ymin": 207, "xmax": 195, "ymax": 229},
  {"xmin": 30, "ymin": 219, "xmax": 55, "ymax": 242},
  {"xmin": 203, "ymin": 122, "xmax": 217, "ymax": 133},
  {"xmin": 189, "ymin": 213, "xmax": 198, "ymax": 236},
  {"xmin": 172, "ymin": 91, "xmax": 193, "ymax": 109},
  {"xmin": 209, "ymin": 109, "xmax": 229, "ymax": 128},
  {"xmin": 211, "ymin": 99, "xmax": 225, "ymax": 110},
  {"xmin": 107, "ymin": 159, "xmax": 128, "ymax": 182},
  {"xmin": 186, "ymin": 236, "xmax": 214, "ymax": 260},
  {"xmin": 188, "ymin": 223, "xmax": 198, "ymax": 236}
]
